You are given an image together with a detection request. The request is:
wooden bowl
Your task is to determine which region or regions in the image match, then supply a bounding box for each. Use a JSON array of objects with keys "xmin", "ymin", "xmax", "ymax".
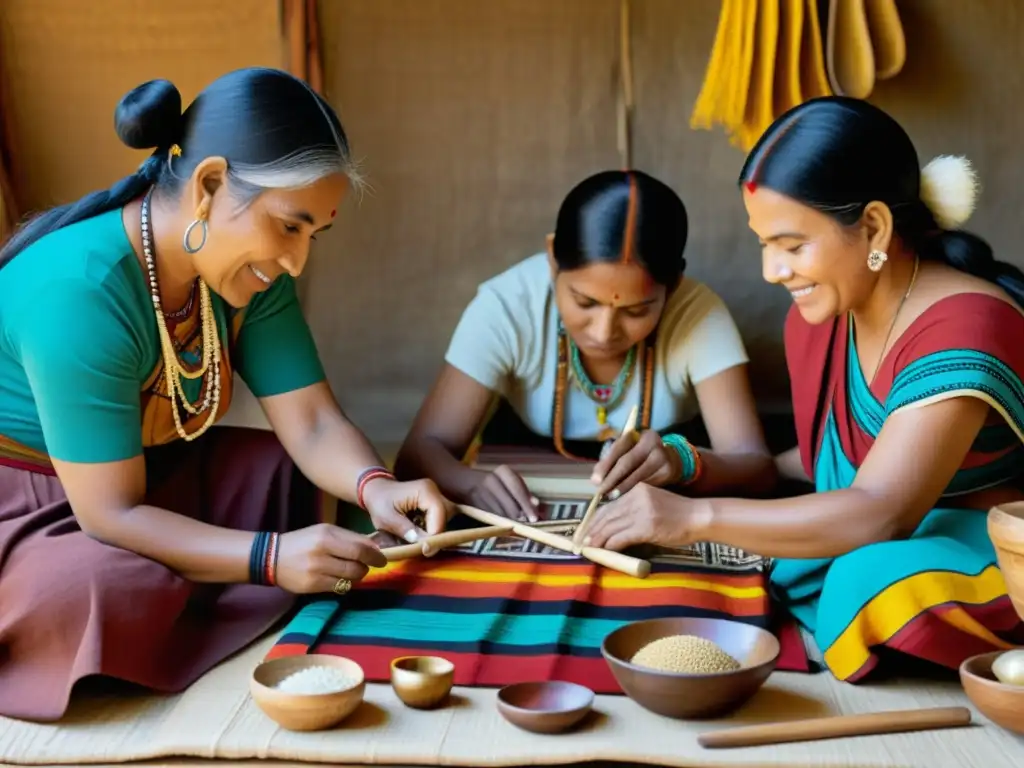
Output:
[
  {"xmin": 390, "ymin": 655, "xmax": 455, "ymax": 709},
  {"xmin": 601, "ymin": 617, "xmax": 779, "ymax": 719},
  {"xmin": 987, "ymin": 504, "xmax": 1024, "ymax": 621},
  {"xmin": 960, "ymin": 651, "xmax": 1024, "ymax": 735},
  {"xmin": 496, "ymin": 681, "xmax": 595, "ymax": 734},
  {"xmin": 250, "ymin": 654, "xmax": 365, "ymax": 731}
]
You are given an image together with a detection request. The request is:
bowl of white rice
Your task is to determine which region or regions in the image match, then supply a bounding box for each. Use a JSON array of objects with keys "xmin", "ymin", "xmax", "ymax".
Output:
[{"xmin": 250, "ymin": 654, "xmax": 366, "ymax": 731}]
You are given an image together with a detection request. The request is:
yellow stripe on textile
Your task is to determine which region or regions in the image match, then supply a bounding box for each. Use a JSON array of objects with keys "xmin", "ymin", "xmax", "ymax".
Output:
[{"xmin": 824, "ymin": 565, "xmax": 1013, "ymax": 680}]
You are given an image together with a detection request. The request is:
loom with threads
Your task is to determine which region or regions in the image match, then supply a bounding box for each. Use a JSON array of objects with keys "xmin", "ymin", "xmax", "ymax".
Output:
[{"xmin": 380, "ymin": 444, "xmax": 766, "ymax": 578}]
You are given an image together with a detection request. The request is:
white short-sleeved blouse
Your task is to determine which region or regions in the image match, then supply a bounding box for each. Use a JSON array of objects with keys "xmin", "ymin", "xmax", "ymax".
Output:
[{"xmin": 445, "ymin": 253, "xmax": 749, "ymax": 440}]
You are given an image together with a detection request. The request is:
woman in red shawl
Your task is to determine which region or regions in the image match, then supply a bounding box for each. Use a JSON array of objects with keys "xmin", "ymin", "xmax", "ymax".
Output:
[{"xmin": 583, "ymin": 97, "xmax": 1024, "ymax": 682}]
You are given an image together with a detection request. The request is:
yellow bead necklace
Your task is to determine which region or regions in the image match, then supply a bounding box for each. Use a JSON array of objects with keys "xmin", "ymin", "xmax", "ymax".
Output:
[{"xmin": 140, "ymin": 191, "xmax": 222, "ymax": 441}]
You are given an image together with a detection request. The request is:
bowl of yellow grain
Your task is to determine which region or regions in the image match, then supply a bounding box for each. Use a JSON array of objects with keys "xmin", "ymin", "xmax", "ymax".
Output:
[
  {"xmin": 250, "ymin": 654, "xmax": 366, "ymax": 731},
  {"xmin": 600, "ymin": 617, "xmax": 780, "ymax": 719}
]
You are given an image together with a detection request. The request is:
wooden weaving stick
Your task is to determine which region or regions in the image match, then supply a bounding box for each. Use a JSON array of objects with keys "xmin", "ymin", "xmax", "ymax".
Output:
[
  {"xmin": 572, "ymin": 404, "xmax": 639, "ymax": 548},
  {"xmin": 380, "ymin": 525, "xmax": 513, "ymax": 562},
  {"xmin": 457, "ymin": 504, "xmax": 651, "ymax": 579},
  {"xmin": 698, "ymin": 706, "xmax": 972, "ymax": 749}
]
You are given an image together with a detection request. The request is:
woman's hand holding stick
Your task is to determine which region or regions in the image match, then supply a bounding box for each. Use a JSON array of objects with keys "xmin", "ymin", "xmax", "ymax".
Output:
[{"xmin": 456, "ymin": 504, "xmax": 651, "ymax": 578}]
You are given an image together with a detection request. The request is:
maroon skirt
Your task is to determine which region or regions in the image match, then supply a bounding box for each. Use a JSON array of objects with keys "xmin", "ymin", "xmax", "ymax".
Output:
[{"xmin": 0, "ymin": 427, "xmax": 320, "ymax": 722}]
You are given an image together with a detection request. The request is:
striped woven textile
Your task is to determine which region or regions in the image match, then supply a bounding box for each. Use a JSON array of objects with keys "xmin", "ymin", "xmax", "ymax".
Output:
[
  {"xmin": 0, "ymin": 435, "xmax": 55, "ymax": 475},
  {"xmin": 267, "ymin": 523, "xmax": 813, "ymax": 692}
]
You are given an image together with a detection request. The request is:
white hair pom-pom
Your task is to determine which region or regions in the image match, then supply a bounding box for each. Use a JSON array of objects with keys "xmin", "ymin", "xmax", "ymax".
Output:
[{"xmin": 919, "ymin": 155, "xmax": 979, "ymax": 230}]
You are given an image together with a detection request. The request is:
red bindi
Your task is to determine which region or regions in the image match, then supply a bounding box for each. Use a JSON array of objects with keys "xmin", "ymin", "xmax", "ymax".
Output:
[
  {"xmin": 743, "ymin": 181, "xmax": 758, "ymax": 194},
  {"xmin": 613, "ymin": 293, "xmax": 620, "ymax": 302},
  {"xmin": 330, "ymin": 209, "xmax": 337, "ymax": 218}
]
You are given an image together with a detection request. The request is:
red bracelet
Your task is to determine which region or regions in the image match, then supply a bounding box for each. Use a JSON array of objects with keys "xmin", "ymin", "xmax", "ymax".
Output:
[
  {"xmin": 356, "ymin": 466, "xmax": 395, "ymax": 510},
  {"xmin": 263, "ymin": 532, "xmax": 280, "ymax": 587}
]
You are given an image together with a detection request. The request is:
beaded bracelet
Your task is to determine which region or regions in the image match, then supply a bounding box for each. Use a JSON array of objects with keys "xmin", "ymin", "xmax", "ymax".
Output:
[
  {"xmin": 661, "ymin": 433, "xmax": 703, "ymax": 486},
  {"xmin": 248, "ymin": 531, "xmax": 280, "ymax": 586},
  {"xmin": 356, "ymin": 465, "xmax": 396, "ymax": 510}
]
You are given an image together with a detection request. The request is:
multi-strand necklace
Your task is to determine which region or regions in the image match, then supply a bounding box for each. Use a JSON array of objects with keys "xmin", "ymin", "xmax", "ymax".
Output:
[{"xmin": 140, "ymin": 191, "xmax": 222, "ymax": 441}]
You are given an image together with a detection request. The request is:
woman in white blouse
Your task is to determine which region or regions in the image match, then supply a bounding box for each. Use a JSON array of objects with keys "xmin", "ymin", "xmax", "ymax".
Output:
[{"xmin": 396, "ymin": 170, "xmax": 776, "ymax": 521}]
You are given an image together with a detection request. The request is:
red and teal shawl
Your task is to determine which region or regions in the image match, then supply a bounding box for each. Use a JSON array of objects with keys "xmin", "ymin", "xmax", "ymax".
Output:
[{"xmin": 776, "ymin": 292, "xmax": 1024, "ymax": 682}]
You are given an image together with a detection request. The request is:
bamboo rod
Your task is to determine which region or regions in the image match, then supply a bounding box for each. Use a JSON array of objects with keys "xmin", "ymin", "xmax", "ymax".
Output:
[
  {"xmin": 381, "ymin": 525, "xmax": 513, "ymax": 562},
  {"xmin": 572, "ymin": 404, "xmax": 639, "ymax": 548},
  {"xmin": 698, "ymin": 706, "xmax": 972, "ymax": 749}
]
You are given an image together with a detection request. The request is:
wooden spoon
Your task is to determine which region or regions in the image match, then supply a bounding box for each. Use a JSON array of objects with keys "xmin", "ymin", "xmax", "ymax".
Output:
[
  {"xmin": 863, "ymin": 0, "xmax": 906, "ymax": 80},
  {"xmin": 826, "ymin": 0, "xmax": 876, "ymax": 98}
]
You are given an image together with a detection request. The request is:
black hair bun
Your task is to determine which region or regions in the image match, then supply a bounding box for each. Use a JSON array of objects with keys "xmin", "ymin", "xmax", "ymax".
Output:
[{"xmin": 114, "ymin": 79, "xmax": 183, "ymax": 150}]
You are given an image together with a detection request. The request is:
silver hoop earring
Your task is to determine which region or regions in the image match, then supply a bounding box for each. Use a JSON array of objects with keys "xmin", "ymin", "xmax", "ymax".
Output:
[
  {"xmin": 183, "ymin": 218, "xmax": 208, "ymax": 254},
  {"xmin": 867, "ymin": 249, "xmax": 888, "ymax": 272}
]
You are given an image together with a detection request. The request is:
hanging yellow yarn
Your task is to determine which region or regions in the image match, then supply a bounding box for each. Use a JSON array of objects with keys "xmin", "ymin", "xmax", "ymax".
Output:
[
  {"xmin": 690, "ymin": 0, "xmax": 832, "ymax": 151},
  {"xmin": 733, "ymin": 0, "xmax": 780, "ymax": 151}
]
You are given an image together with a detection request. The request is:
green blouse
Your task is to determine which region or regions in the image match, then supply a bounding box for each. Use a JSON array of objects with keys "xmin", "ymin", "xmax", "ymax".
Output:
[{"xmin": 0, "ymin": 208, "xmax": 325, "ymax": 464}]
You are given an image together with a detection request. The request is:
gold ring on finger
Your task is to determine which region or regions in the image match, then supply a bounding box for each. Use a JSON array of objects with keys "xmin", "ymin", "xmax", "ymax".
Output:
[{"xmin": 332, "ymin": 577, "xmax": 352, "ymax": 596}]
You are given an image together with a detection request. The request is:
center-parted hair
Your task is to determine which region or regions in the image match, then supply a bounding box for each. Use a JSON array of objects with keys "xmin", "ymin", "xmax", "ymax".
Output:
[
  {"xmin": 0, "ymin": 67, "xmax": 360, "ymax": 269},
  {"xmin": 552, "ymin": 170, "xmax": 689, "ymax": 288},
  {"xmin": 739, "ymin": 96, "xmax": 1024, "ymax": 307}
]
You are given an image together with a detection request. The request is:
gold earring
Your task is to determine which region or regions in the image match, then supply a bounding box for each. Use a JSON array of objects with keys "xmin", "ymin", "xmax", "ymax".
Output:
[{"xmin": 867, "ymin": 250, "xmax": 888, "ymax": 272}]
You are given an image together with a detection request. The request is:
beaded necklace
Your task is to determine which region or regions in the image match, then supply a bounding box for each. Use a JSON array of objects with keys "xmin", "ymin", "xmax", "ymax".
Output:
[
  {"xmin": 550, "ymin": 324, "xmax": 655, "ymax": 460},
  {"xmin": 140, "ymin": 191, "xmax": 222, "ymax": 441},
  {"xmin": 568, "ymin": 336, "xmax": 635, "ymax": 437},
  {"xmin": 164, "ymin": 280, "xmax": 197, "ymax": 321}
]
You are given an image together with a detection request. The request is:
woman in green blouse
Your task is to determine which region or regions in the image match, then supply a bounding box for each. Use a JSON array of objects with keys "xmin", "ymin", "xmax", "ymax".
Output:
[{"xmin": 0, "ymin": 68, "xmax": 451, "ymax": 722}]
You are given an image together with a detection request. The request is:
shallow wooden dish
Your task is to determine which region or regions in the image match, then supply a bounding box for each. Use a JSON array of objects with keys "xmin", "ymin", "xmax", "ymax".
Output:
[
  {"xmin": 988, "ymin": 503, "xmax": 1024, "ymax": 621},
  {"xmin": 250, "ymin": 654, "xmax": 365, "ymax": 731},
  {"xmin": 960, "ymin": 651, "xmax": 1024, "ymax": 735},
  {"xmin": 496, "ymin": 681, "xmax": 595, "ymax": 734},
  {"xmin": 601, "ymin": 616, "xmax": 779, "ymax": 719},
  {"xmin": 390, "ymin": 655, "xmax": 455, "ymax": 709}
]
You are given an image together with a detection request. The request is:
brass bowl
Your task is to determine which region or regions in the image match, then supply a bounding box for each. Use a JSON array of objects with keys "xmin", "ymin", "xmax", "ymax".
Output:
[{"xmin": 390, "ymin": 655, "xmax": 455, "ymax": 709}]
